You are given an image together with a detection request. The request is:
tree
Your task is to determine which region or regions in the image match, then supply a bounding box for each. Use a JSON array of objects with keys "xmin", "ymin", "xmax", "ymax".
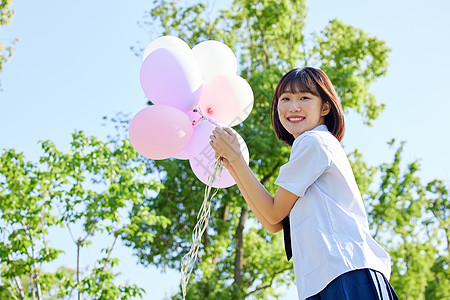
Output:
[
  {"xmin": 424, "ymin": 179, "xmax": 450, "ymax": 299},
  {"xmin": 0, "ymin": 0, "xmax": 18, "ymax": 83},
  {"xmin": 360, "ymin": 140, "xmax": 450, "ymax": 300},
  {"xmin": 122, "ymin": 1, "xmax": 396, "ymax": 299},
  {"xmin": 0, "ymin": 131, "xmax": 167, "ymax": 299}
]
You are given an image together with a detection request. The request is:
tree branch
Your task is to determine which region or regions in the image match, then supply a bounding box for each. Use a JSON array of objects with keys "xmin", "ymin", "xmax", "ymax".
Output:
[
  {"xmin": 101, "ymin": 234, "xmax": 119, "ymax": 273},
  {"xmin": 259, "ymin": 31, "xmax": 270, "ymax": 68},
  {"xmin": 20, "ymin": 220, "xmax": 42, "ymax": 300},
  {"xmin": 80, "ymin": 220, "xmax": 98, "ymax": 244},
  {"xmin": 66, "ymin": 223, "xmax": 77, "ymax": 244},
  {"xmin": 30, "ymin": 243, "xmax": 43, "ymax": 300},
  {"xmin": 288, "ymin": 13, "xmax": 294, "ymax": 69},
  {"xmin": 260, "ymin": 162, "xmax": 282, "ymax": 185},
  {"xmin": 245, "ymin": 266, "xmax": 291, "ymax": 297},
  {"xmin": 74, "ymin": 217, "xmax": 99, "ymax": 300},
  {"xmin": 2, "ymin": 281, "xmax": 20, "ymax": 300},
  {"xmin": 7, "ymin": 255, "xmax": 26, "ymax": 300},
  {"xmin": 30, "ymin": 273, "xmax": 36, "ymax": 300}
]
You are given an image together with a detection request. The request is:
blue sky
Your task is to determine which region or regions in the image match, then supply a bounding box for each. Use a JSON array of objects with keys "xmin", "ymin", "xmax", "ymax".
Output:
[{"xmin": 1, "ymin": 0, "xmax": 449, "ymax": 299}]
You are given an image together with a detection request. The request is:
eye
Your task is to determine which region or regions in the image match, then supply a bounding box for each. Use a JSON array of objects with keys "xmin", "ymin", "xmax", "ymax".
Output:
[
  {"xmin": 280, "ymin": 97, "xmax": 290, "ymax": 102},
  {"xmin": 300, "ymin": 96, "xmax": 310, "ymax": 101}
]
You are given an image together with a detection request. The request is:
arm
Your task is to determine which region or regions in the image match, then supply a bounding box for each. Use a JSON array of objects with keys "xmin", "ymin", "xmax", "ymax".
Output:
[
  {"xmin": 225, "ymin": 160, "xmax": 282, "ymax": 233},
  {"xmin": 229, "ymin": 155, "xmax": 298, "ymax": 224},
  {"xmin": 211, "ymin": 127, "xmax": 299, "ymax": 224}
]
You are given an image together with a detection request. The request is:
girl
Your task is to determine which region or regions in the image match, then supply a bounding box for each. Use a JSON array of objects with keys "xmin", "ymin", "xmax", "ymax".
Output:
[{"xmin": 210, "ymin": 67, "xmax": 398, "ymax": 300}]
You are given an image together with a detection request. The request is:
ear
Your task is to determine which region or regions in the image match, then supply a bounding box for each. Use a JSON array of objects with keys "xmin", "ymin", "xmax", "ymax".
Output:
[{"xmin": 321, "ymin": 101, "xmax": 331, "ymax": 116}]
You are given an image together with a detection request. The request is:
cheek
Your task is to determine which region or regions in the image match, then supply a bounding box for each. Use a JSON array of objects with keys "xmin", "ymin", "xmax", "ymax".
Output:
[
  {"xmin": 277, "ymin": 104, "xmax": 283, "ymax": 116},
  {"xmin": 306, "ymin": 103, "xmax": 322, "ymax": 117},
  {"xmin": 277, "ymin": 102, "xmax": 287, "ymax": 114},
  {"xmin": 278, "ymin": 108, "xmax": 288, "ymax": 124}
]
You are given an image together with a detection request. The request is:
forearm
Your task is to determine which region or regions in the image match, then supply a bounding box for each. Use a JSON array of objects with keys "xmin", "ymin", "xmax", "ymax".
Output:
[
  {"xmin": 227, "ymin": 164, "xmax": 282, "ymax": 233},
  {"xmin": 209, "ymin": 127, "xmax": 288, "ymax": 223},
  {"xmin": 228, "ymin": 155, "xmax": 281, "ymax": 224}
]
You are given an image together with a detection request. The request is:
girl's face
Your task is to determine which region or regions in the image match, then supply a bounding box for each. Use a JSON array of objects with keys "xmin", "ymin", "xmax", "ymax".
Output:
[{"xmin": 277, "ymin": 91, "xmax": 330, "ymax": 139}]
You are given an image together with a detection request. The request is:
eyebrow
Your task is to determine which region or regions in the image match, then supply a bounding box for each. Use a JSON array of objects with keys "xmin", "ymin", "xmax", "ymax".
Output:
[{"xmin": 281, "ymin": 90, "xmax": 312, "ymax": 95}]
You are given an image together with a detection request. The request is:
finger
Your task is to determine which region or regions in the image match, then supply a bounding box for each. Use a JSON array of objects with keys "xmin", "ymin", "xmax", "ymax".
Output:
[
  {"xmin": 213, "ymin": 126, "xmax": 222, "ymax": 135},
  {"xmin": 223, "ymin": 127, "xmax": 234, "ymax": 137},
  {"xmin": 217, "ymin": 126, "xmax": 229, "ymax": 136},
  {"xmin": 216, "ymin": 154, "xmax": 224, "ymax": 162},
  {"xmin": 213, "ymin": 130, "xmax": 225, "ymax": 141}
]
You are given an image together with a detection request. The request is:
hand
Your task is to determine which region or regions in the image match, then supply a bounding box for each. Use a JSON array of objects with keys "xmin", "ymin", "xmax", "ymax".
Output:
[
  {"xmin": 215, "ymin": 152, "xmax": 233, "ymax": 170},
  {"xmin": 209, "ymin": 127, "xmax": 242, "ymax": 165}
]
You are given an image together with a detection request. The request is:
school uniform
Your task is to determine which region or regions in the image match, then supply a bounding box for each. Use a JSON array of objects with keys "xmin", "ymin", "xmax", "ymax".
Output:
[{"xmin": 275, "ymin": 125, "xmax": 398, "ymax": 300}]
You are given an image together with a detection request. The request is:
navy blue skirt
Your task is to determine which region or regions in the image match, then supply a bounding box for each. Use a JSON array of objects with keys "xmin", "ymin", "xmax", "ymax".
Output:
[{"xmin": 306, "ymin": 269, "xmax": 398, "ymax": 300}]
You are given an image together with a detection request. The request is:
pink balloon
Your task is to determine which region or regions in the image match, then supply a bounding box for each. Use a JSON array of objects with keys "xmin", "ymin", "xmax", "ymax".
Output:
[
  {"xmin": 188, "ymin": 120, "xmax": 249, "ymax": 188},
  {"xmin": 129, "ymin": 105, "xmax": 194, "ymax": 160},
  {"xmin": 172, "ymin": 109, "xmax": 203, "ymax": 160},
  {"xmin": 198, "ymin": 75, "xmax": 254, "ymax": 127},
  {"xmin": 172, "ymin": 147, "xmax": 190, "ymax": 160},
  {"xmin": 140, "ymin": 47, "xmax": 203, "ymax": 111}
]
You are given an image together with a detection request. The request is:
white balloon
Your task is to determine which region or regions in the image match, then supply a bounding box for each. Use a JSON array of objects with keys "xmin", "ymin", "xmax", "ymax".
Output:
[
  {"xmin": 142, "ymin": 36, "xmax": 192, "ymax": 61},
  {"xmin": 198, "ymin": 75, "xmax": 254, "ymax": 127},
  {"xmin": 192, "ymin": 40, "xmax": 238, "ymax": 79}
]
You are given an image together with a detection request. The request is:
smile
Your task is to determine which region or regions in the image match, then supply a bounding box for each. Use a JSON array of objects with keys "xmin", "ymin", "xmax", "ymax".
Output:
[{"xmin": 287, "ymin": 116, "xmax": 305, "ymax": 123}]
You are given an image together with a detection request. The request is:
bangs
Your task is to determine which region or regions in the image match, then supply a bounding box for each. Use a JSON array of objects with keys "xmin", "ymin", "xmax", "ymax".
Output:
[{"xmin": 277, "ymin": 70, "xmax": 320, "ymax": 98}]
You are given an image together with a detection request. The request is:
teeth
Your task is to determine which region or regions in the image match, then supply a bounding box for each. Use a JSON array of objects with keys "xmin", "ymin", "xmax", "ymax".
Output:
[{"xmin": 289, "ymin": 117, "xmax": 303, "ymax": 121}]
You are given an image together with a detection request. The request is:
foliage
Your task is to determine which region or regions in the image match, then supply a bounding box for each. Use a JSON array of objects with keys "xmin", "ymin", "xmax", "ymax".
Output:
[
  {"xmin": 0, "ymin": 131, "xmax": 166, "ymax": 299},
  {"xmin": 122, "ymin": 1, "xmax": 414, "ymax": 299},
  {"xmin": 313, "ymin": 19, "xmax": 390, "ymax": 123},
  {"xmin": 1, "ymin": 1, "xmax": 448, "ymax": 299},
  {"xmin": 359, "ymin": 140, "xmax": 450, "ymax": 300},
  {"xmin": 0, "ymin": 0, "xmax": 18, "ymax": 76}
]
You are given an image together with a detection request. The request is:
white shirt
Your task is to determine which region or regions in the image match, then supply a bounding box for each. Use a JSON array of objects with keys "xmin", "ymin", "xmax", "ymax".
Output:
[{"xmin": 275, "ymin": 125, "xmax": 391, "ymax": 300}]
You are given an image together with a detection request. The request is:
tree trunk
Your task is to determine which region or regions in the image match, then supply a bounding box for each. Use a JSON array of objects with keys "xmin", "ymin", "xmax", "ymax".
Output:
[
  {"xmin": 77, "ymin": 239, "xmax": 83, "ymax": 300},
  {"xmin": 234, "ymin": 205, "xmax": 248, "ymax": 295},
  {"xmin": 212, "ymin": 203, "xmax": 230, "ymax": 267},
  {"xmin": 21, "ymin": 221, "xmax": 42, "ymax": 300}
]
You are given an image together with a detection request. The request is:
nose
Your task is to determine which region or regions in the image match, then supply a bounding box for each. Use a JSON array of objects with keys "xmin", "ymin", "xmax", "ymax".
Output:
[{"xmin": 289, "ymin": 100, "xmax": 302, "ymax": 112}]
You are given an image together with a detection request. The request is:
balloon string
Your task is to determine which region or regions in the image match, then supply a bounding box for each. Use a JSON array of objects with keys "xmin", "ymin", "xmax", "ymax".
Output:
[
  {"xmin": 180, "ymin": 157, "xmax": 223, "ymax": 300},
  {"xmin": 191, "ymin": 106, "xmax": 223, "ymax": 128}
]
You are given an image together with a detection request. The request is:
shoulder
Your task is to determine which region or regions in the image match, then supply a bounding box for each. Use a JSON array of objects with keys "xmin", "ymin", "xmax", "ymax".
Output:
[
  {"xmin": 288, "ymin": 132, "xmax": 333, "ymax": 166},
  {"xmin": 295, "ymin": 130, "xmax": 327, "ymax": 145},
  {"xmin": 291, "ymin": 131, "xmax": 329, "ymax": 155}
]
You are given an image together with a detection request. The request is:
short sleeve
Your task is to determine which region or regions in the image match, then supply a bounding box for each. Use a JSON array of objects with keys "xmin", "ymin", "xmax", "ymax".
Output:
[{"xmin": 275, "ymin": 134, "xmax": 331, "ymax": 197}]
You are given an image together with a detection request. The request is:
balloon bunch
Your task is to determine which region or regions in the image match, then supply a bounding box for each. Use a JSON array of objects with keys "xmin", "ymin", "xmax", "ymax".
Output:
[{"xmin": 129, "ymin": 36, "xmax": 253, "ymax": 188}]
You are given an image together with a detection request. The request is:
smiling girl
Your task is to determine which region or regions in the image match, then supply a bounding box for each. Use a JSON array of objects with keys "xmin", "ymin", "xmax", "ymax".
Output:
[{"xmin": 210, "ymin": 67, "xmax": 398, "ymax": 300}]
